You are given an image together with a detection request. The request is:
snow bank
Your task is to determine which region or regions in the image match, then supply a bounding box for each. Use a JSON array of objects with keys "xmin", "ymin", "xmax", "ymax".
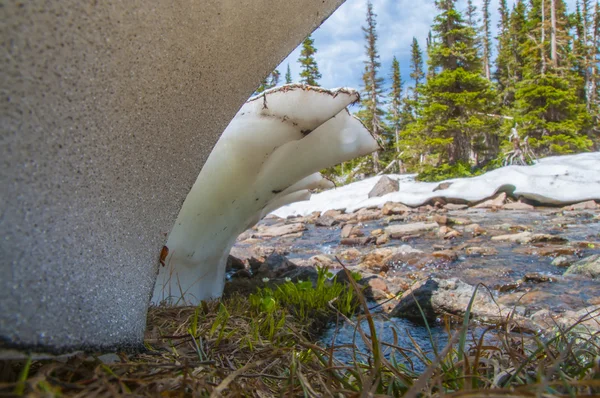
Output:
[{"xmin": 272, "ymin": 152, "xmax": 600, "ymax": 217}]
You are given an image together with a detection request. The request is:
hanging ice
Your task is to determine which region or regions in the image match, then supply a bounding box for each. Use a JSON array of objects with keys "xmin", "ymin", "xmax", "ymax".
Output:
[{"xmin": 152, "ymin": 85, "xmax": 379, "ymax": 305}]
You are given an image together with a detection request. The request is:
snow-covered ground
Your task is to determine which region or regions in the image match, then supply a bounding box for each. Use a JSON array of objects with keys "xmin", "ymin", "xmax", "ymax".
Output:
[{"xmin": 272, "ymin": 152, "xmax": 600, "ymax": 217}]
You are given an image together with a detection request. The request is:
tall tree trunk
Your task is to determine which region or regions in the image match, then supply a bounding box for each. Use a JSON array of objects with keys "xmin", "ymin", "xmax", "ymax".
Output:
[
  {"xmin": 541, "ymin": 0, "xmax": 547, "ymax": 76},
  {"xmin": 550, "ymin": 0, "xmax": 558, "ymax": 67}
]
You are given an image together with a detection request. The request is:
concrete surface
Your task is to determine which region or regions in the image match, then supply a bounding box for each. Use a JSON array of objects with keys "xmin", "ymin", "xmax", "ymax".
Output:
[{"xmin": 0, "ymin": 0, "xmax": 345, "ymax": 352}]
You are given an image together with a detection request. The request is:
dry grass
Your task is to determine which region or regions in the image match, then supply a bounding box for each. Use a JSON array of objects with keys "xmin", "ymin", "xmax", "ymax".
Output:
[{"xmin": 1, "ymin": 278, "xmax": 599, "ymax": 397}]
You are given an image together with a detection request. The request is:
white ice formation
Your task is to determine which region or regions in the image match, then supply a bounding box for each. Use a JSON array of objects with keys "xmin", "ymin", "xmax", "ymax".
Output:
[
  {"xmin": 152, "ymin": 85, "xmax": 379, "ymax": 305},
  {"xmin": 272, "ymin": 152, "xmax": 600, "ymax": 217}
]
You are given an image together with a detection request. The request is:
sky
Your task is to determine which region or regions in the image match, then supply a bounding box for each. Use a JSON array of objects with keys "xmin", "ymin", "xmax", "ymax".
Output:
[{"xmin": 275, "ymin": 0, "xmax": 579, "ymax": 98}]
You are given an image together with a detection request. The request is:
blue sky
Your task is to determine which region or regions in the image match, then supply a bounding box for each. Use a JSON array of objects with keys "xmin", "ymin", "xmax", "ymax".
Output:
[{"xmin": 276, "ymin": 0, "xmax": 578, "ymax": 97}]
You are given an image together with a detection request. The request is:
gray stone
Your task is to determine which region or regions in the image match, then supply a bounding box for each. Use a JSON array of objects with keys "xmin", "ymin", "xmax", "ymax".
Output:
[
  {"xmin": 1, "ymin": 0, "xmax": 345, "ymax": 352},
  {"xmin": 385, "ymin": 222, "xmax": 438, "ymax": 238},
  {"xmin": 253, "ymin": 223, "xmax": 307, "ymax": 238},
  {"xmin": 368, "ymin": 176, "xmax": 399, "ymax": 198},
  {"xmin": 564, "ymin": 254, "xmax": 600, "ymax": 279}
]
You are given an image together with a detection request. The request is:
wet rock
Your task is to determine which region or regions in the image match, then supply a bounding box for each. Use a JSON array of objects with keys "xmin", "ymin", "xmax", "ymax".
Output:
[
  {"xmin": 491, "ymin": 231, "xmax": 565, "ymax": 244},
  {"xmin": 98, "ymin": 353, "xmax": 121, "ymax": 364},
  {"xmin": 385, "ymin": 222, "xmax": 438, "ymax": 238},
  {"xmin": 503, "ymin": 201, "xmax": 534, "ymax": 210},
  {"xmin": 254, "ymin": 223, "xmax": 307, "ymax": 238},
  {"xmin": 258, "ymin": 253, "xmax": 297, "ymax": 277},
  {"xmin": 465, "ymin": 246, "xmax": 499, "ymax": 256},
  {"xmin": 431, "ymin": 249, "xmax": 458, "ymax": 261},
  {"xmin": 523, "ymin": 273, "xmax": 556, "ymax": 283},
  {"xmin": 463, "ymin": 223, "xmax": 486, "ymax": 235},
  {"xmin": 361, "ymin": 246, "xmax": 421, "ymax": 269},
  {"xmin": 474, "ymin": 192, "xmax": 507, "ymax": 209},
  {"xmin": 551, "ymin": 255, "xmax": 575, "ymax": 267},
  {"xmin": 445, "ymin": 203, "xmax": 468, "ymax": 210},
  {"xmin": 356, "ymin": 208, "xmax": 382, "ymax": 222},
  {"xmin": 495, "ymin": 281, "xmax": 521, "ymax": 293},
  {"xmin": 382, "ymin": 201, "xmax": 412, "ymax": 216},
  {"xmin": 338, "ymin": 248, "xmax": 362, "ymax": 262},
  {"xmin": 564, "ymin": 254, "xmax": 600, "ymax": 279},
  {"xmin": 226, "ymin": 255, "xmax": 246, "ymax": 272},
  {"xmin": 340, "ymin": 237, "xmax": 375, "ymax": 246},
  {"xmin": 513, "ymin": 245, "xmax": 578, "ymax": 257},
  {"xmin": 562, "ymin": 200, "xmax": 599, "ymax": 211},
  {"xmin": 370, "ymin": 228, "xmax": 384, "ymax": 237},
  {"xmin": 438, "ymin": 226, "xmax": 461, "ymax": 239},
  {"xmin": 376, "ymin": 234, "xmax": 389, "ymax": 245},
  {"xmin": 315, "ymin": 216, "xmax": 338, "ymax": 227},
  {"xmin": 390, "ymin": 277, "xmax": 511, "ymax": 322},
  {"xmin": 433, "ymin": 214, "xmax": 448, "ymax": 225},
  {"xmin": 334, "ymin": 213, "xmax": 359, "ymax": 224},
  {"xmin": 323, "ymin": 209, "xmax": 344, "ymax": 218},
  {"xmin": 368, "ymin": 176, "xmax": 399, "ymax": 198},
  {"xmin": 305, "ymin": 211, "xmax": 322, "ymax": 223},
  {"xmin": 280, "ymin": 266, "xmax": 319, "ymax": 285},
  {"xmin": 341, "ymin": 224, "xmax": 364, "ymax": 239},
  {"xmin": 308, "ymin": 254, "xmax": 336, "ymax": 268},
  {"xmin": 433, "ymin": 182, "xmax": 453, "ymax": 191},
  {"xmin": 449, "ymin": 216, "xmax": 472, "ymax": 225}
]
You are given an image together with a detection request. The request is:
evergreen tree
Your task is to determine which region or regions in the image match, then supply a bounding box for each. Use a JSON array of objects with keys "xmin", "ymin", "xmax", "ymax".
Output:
[
  {"xmin": 409, "ymin": 37, "xmax": 425, "ymax": 100},
  {"xmin": 298, "ymin": 35, "xmax": 322, "ymax": 86},
  {"xmin": 285, "ymin": 63, "xmax": 293, "ymax": 84},
  {"xmin": 404, "ymin": 0, "xmax": 499, "ymax": 167},
  {"xmin": 514, "ymin": 0, "xmax": 592, "ymax": 154},
  {"xmin": 254, "ymin": 69, "xmax": 281, "ymax": 94},
  {"xmin": 357, "ymin": 1, "xmax": 385, "ymax": 173},
  {"xmin": 387, "ymin": 56, "xmax": 403, "ymax": 154},
  {"xmin": 482, "ymin": 0, "xmax": 492, "ymax": 80}
]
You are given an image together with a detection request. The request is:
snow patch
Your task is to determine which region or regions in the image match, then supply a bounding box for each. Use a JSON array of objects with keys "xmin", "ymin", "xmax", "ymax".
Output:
[{"xmin": 272, "ymin": 152, "xmax": 600, "ymax": 217}]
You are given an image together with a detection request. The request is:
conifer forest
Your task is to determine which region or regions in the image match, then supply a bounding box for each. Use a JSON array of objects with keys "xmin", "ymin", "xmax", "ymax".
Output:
[{"xmin": 257, "ymin": 0, "xmax": 599, "ymax": 182}]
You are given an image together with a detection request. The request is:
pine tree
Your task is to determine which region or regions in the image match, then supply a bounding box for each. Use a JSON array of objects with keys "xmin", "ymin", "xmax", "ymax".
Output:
[
  {"xmin": 409, "ymin": 37, "xmax": 425, "ymax": 100},
  {"xmin": 357, "ymin": 1, "xmax": 385, "ymax": 173},
  {"xmin": 285, "ymin": 63, "xmax": 293, "ymax": 84},
  {"xmin": 254, "ymin": 70, "xmax": 281, "ymax": 94},
  {"xmin": 514, "ymin": 0, "xmax": 592, "ymax": 154},
  {"xmin": 405, "ymin": 0, "xmax": 499, "ymax": 167},
  {"xmin": 387, "ymin": 56, "xmax": 403, "ymax": 154},
  {"xmin": 482, "ymin": 0, "xmax": 492, "ymax": 80},
  {"xmin": 298, "ymin": 35, "xmax": 322, "ymax": 86}
]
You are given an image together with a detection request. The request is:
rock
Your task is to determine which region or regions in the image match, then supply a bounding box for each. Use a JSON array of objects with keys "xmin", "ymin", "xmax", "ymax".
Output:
[
  {"xmin": 376, "ymin": 234, "xmax": 389, "ymax": 245},
  {"xmin": 564, "ymin": 254, "xmax": 600, "ymax": 279},
  {"xmin": 463, "ymin": 223, "xmax": 486, "ymax": 235},
  {"xmin": 433, "ymin": 214, "xmax": 448, "ymax": 225},
  {"xmin": 323, "ymin": 209, "xmax": 344, "ymax": 218},
  {"xmin": 503, "ymin": 201, "xmax": 534, "ymax": 210},
  {"xmin": 433, "ymin": 182, "xmax": 453, "ymax": 191},
  {"xmin": 445, "ymin": 203, "xmax": 469, "ymax": 210},
  {"xmin": 308, "ymin": 255, "xmax": 336, "ymax": 268},
  {"xmin": 438, "ymin": 226, "xmax": 461, "ymax": 239},
  {"xmin": 356, "ymin": 208, "xmax": 382, "ymax": 222},
  {"xmin": 304, "ymin": 211, "xmax": 322, "ymax": 223},
  {"xmin": 473, "ymin": 192, "xmax": 507, "ymax": 209},
  {"xmin": 382, "ymin": 202, "xmax": 412, "ymax": 216},
  {"xmin": 334, "ymin": 213, "xmax": 358, "ymax": 224},
  {"xmin": 449, "ymin": 216, "xmax": 472, "ymax": 225},
  {"xmin": 465, "ymin": 246, "xmax": 499, "ymax": 256},
  {"xmin": 562, "ymin": 200, "xmax": 599, "ymax": 211},
  {"xmin": 491, "ymin": 231, "xmax": 531, "ymax": 243},
  {"xmin": 385, "ymin": 222, "xmax": 438, "ymax": 238},
  {"xmin": 361, "ymin": 275, "xmax": 390, "ymax": 300},
  {"xmin": 231, "ymin": 269, "xmax": 252, "ymax": 278},
  {"xmin": 390, "ymin": 278, "xmax": 511, "ymax": 322},
  {"xmin": 368, "ymin": 176, "xmax": 399, "ymax": 198},
  {"xmin": 551, "ymin": 255, "xmax": 574, "ymax": 267},
  {"xmin": 98, "ymin": 353, "xmax": 121, "ymax": 364},
  {"xmin": 280, "ymin": 266, "xmax": 319, "ymax": 285},
  {"xmin": 513, "ymin": 245, "xmax": 578, "ymax": 257},
  {"xmin": 360, "ymin": 246, "xmax": 421, "ymax": 269},
  {"xmin": 315, "ymin": 216, "xmax": 338, "ymax": 227},
  {"xmin": 258, "ymin": 253, "xmax": 297, "ymax": 278},
  {"xmin": 338, "ymin": 248, "xmax": 362, "ymax": 262},
  {"xmin": 226, "ymin": 255, "xmax": 246, "ymax": 272},
  {"xmin": 341, "ymin": 224, "xmax": 364, "ymax": 238},
  {"xmin": 340, "ymin": 237, "xmax": 374, "ymax": 246},
  {"xmin": 254, "ymin": 223, "xmax": 306, "ymax": 238},
  {"xmin": 370, "ymin": 228, "xmax": 384, "ymax": 237},
  {"xmin": 523, "ymin": 273, "xmax": 556, "ymax": 283},
  {"xmin": 431, "ymin": 250, "xmax": 458, "ymax": 261}
]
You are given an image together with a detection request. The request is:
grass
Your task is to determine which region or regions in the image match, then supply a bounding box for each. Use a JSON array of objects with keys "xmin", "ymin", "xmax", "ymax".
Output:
[{"xmin": 1, "ymin": 268, "xmax": 599, "ymax": 397}]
